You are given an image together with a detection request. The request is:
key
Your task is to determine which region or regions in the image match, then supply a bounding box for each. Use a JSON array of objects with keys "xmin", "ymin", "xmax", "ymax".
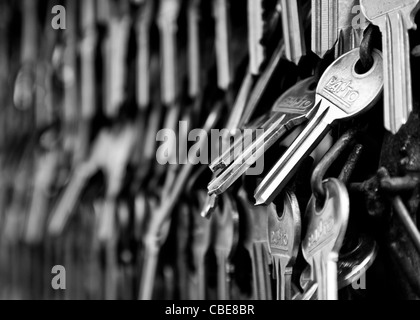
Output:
[
  {"xmin": 299, "ymin": 235, "xmax": 377, "ymax": 299},
  {"xmin": 279, "ymin": 0, "xmax": 306, "ymax": 64},
  {"xmin": 360, "ymin": 0, "xmax": 420, "ymax": 134},
  {"xmin": 25, "ymin": 142, "xmax": 59, "ymax": 244},
  {"xmin": 237, "ymin": 188, "xmax": 273, "ymax": 300},
  {"xmin": 138, "ymin": 104, "xmax": 222, "ymax": 300},
  {"xmin": 158, "ymin": 0, "xmax": 181, "ymax": 106},
  {"xmin": 190, "ymin": 191, "xmax": 214, "ymax": 300},
  {"xmin": 248, "ymin": 0, "xmax": 265, "ymax": 75},
  {"xmin": 176, "ymin": 202, "xmax": 191, "ymax": 300},
  {"xmin": 105, "ymin": 0, "xmax": 131, "ymax": 118},
  {"xmin": 255, "ymin": 48, "xmax": 384, "ymax": 205},
  {"xmin": 213, "ymin": 194, "xmax": 239, "ymax": 300},
  {"xmin": 239, "ymin": 41, "xmax": 286, "ymax": 128},
  {"xmin": 213, "ymin": 0, "xmax": 232, "ymax": 91},
  {"xmin": 135, "ymin": 0, "xmax": 153, "ymax": 110},
  {"xmin": 81, "ymin": 0, "xmax": 97, "ymax": 120},
  {"xmin": 48, "ymin": 124, "xmax": 137, "ymax": 236},
  {"xmin": 208, "ymin": 77, "xmax": 318, "ymax": 196},
  {"xmin": 336, "ymin": 0, "xmax": 368, "ymax": 57},
  {"xmin": 211, "ymin": 113, "xmax": 269, "ymax": 173},
  {"xmin": 312, "ymin": 0, "xmax": 367, "ymax": 58},
  {"xmin": 13, "ymin": 0, "xmax": 37, "ymax": 111},
  {"xmin": 312, "ymin": 0, "xmax": 338, "ymax": 58},
  {"xmin": 188, "ymin": 0, "xmax": 202, "ymax": 99},
  {"xmin": 302, "ymin": 178, "xmax": 349, "ymax": 300},
  {"xmin": 269, "ymin": 191, "xmax": 301, "ymax": 300},
  {"xmin": 337, "ymin": 235, "xmax": 378, "ymax": 289}
]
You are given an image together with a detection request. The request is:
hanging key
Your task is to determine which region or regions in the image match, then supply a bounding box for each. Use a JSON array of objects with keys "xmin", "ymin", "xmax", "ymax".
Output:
[
  {"xmin": 337, "ymin": 235, "xmax": 378, "ymax": 289},
  {"xmin": 237, "ymin": 188, "xmax": 273, "ymax": 300},
  {"xmin": 213, "ymin": 194, "xmax": 239, "ymax": 300},
  {"xmin": 312, "ymin": 0, "xmax": 367, "ymax": 58},
  {"xmin": 190, "ymin": 191, "xmax": 213, "ymax": 300},
  {"xmin": 105, "ymin": 0, "xmax": 131, "ymax": 118},
  {"xmin": 209, "ymin": 77, "xmax": 318, "ymax": 196},
  {"xmin": 48, "ymin": 124, "xmax": 137, "ymax": 236},
  {"xmin": 213, "ymin": 0, "xmax": 232, "ymax": 91},
  {"xmin": 269, "ymin": 191, "xmax": 301, "ymax": 300},
  {"xmin": 279, "ymin": 0, "xmax": 306, "ymax": 64},
  {"xmin": 138, "ymin": 104, "xmax": 222, "ymax": 300},
  {"xmin": 158, "ymin": 0, "xmax": 181, "ymax": 107},
  {"xmin": 312, "ymin": 0, "xmax": 338, "ymax": 58},
  {"xmin": 336, "ymin": 0, "xmax": 368, "ymax": 57},
  {"xmin": 255, "ymin": 48, "xmax": 384, "ymax": 205},
  {"xmin": 360, "ymin": 0, "xmax": 420, "ymax": 134},
  {"xmin": 302, "ymin": 178, "xmax": 349, "ymax": 300},
  {"xmin": 135, "ymin": 0, "xmax": 153, "ymax": 110}
]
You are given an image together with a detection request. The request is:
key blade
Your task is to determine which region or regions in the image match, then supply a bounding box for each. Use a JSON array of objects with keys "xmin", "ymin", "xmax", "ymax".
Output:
[
  {"xmin": 136, "ymin": 0, "xmax": 153, "ymax": 109},
  {"xmin": 248, "ymin": 0, "xmax": 265, "ymax": 75},
  {"xmin": 254, "ymin": 102, "xmax": 334, "ymax": 205},
  {"xmin": 255, "ymin": 49, "xmax": 384, "ymax": 205},
  {"xmin": 280, "ymin": 0, "xmax": 306, "ymax": 64},
  {"xmin": 209, "ymin": 77, "xmax": 318, "ymax": 195},
  {"xmin": 361, "ymin": 0, "xmax": 420, "ymax": 133},
  {"xmin": 48, "ymin": 165, "xmax": 94, "ymax": 236},
  {"xmin": 269, "ymin": 191, "xmax": 301, "ymax": 300},
  {"xmin": 208, "ymin": 115, "xmax": 287, "ymax": 195},
  {"xmin": 381, "ymin": 10, "xmax": 415, "ymax": 133},
  {"xmin": 157, "ymin": 0, "xmax": 181, "ymax": 105},
  {"xmin": 302, "ymin": 179, "xmax": 350, "ymax": 300},
  {"xmin": 312, "ymin": 0, "xmax": 338, "ymax": 58}
]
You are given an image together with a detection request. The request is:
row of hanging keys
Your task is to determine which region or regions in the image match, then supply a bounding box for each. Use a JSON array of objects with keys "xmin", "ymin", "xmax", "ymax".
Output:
[{"xmin": 0, "ymin": 0, "xmax": 420, "ymax": 300}]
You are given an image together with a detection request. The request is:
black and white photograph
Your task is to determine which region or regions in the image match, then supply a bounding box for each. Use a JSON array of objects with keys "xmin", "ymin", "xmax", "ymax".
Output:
[{"xmin": 1, "ymin": 0, "xmax": 420, "ymax": 306}]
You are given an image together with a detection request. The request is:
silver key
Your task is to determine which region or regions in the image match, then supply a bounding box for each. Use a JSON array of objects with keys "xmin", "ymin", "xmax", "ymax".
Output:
[
  {"xmin": 213, "ymin": 194, "xmax": 239, "ymax": 300},
  {"xmin": 188, "ymin": 0, "xmax": 201, "ymax": 99},
  {"xmin": 302, "ymin": 178, "xmax": 349, "ymax": 300},
  {"xmin": 337, "ymin": 235, "xmax": 378, "ymax": 289},
  {"xmin": 208, "ymin": 77, "xmax": 318, "ymax": 196},
  {"xmin": 48, "ymin": 124, "xmax": 137, "ymax": 236},
  {"xmin": 269, "ymin": 191, "xmax": 301, "ymax": 300},
  {"xmin": 139, "ymin": 105, "xmax": 222, "ymax": 300},
  {"xmin": 237, "ymin": 188, "xmax": 273, "ymax": 300},
  {"xmin": 336, "ymin": 0, "xmax": 368, "ymax": 57},
  {"xmin": 280, "ymin": 0, "xmax": 306, "ymax": 64},
  {"xmin": 312, "ymin": 0, "xmax": 338, "ymax": 58},
  {"xmin": 255, "ymin": 48, "xmax": 384, "ymax": 205},
  {"xmin": 312, "ymin": 0, "xmax": 367, "ymax": 58},
  {"xmin": 360, "ymin": 0, "xmax": 420, "ymax": 134},
  {"xmin": 135, "ymin": 0, "xmax": 153, "ymax": 110},
  {"xmin": 190, "ymin": 191, "xmax": 213, "ymax": 300}
]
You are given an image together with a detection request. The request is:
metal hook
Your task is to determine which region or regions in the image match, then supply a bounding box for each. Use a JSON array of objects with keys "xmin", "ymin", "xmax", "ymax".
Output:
[
  {"xmin": 311, "ymin": 128, "xmax": 360, "ymax": 201},
  {"xmin": 359, "ymin": 24, "xmax": 377, "ymax": 72}
]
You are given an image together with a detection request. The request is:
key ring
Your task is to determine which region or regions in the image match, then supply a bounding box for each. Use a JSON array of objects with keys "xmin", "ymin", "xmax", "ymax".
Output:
[{"xmin": 311, "ymin": 128, "xmax": 361, "ymax": 202}]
